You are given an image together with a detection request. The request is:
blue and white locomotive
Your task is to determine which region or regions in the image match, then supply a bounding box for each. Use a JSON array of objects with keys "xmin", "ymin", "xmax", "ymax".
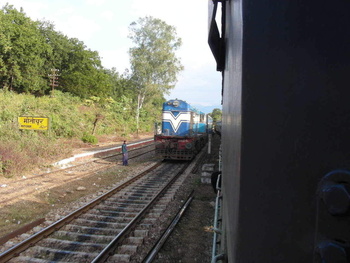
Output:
[{"xmin": 154, "ymin": 99, "xmax": 212, "ymax": 160}]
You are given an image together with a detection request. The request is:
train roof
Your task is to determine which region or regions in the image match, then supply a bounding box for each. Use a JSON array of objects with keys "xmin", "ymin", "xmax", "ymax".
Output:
[{"xmin": 163, "ymin": 99, "xmax": 205, "ymax": 114}]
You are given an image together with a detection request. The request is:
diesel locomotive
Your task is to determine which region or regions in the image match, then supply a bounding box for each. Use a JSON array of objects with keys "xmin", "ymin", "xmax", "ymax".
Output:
[{"xmin": 154, "ymin": 99, "xmax": 212, "ymax": 160}]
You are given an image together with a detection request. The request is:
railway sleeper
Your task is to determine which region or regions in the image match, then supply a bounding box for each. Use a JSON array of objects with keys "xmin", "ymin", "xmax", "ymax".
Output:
[
  {"xmin": 141, "ymin": 183, "xmax": 164, "ymax": 188},
  {"xmin": 139, "ymin": 223, "xmax": 154, "ymax": 229},
  {"xmin": 110, "ymin": 224, "xmax": 156, "ymax": 260},
  {"xmin": 37, "ymin": 238, "xmax": 106, "ymax": 253},
  {"xmin": 84, "ymin": 211, "xmax": 139, "ymax": 219},
  {"xmin": 131, "ymin": 186, "xmax": 161, "ymax": 191},
  {"xmin": 117, "ymin": 195, "xmax": 154, "ymax": 201},
  {"xmin": 159, "ymin": 193, "xmax": 176, "ymax": 201},
  {"xmin": 102, "ymin": 199, "xmax": 149, "ymax": 206},
  {"xmin": 106, "ymin": 253, "xmax": 130, "ymax": 262},
  {"xmin": 121, "ymin": 186, "xmax": 160, "ymax": 192},
  {"xmin": 133, "ymin": 229, "xmax": 149, "ymax": 237},
  {"xmin": 88, "ymin": 209, "xmax": 139, "ymax": 217},
  {"xmin": 100, "ymin": 200, "xmax": 147, "ymax": 205},
  {"xmin": 155, "ymin": 197, "xmax": 176, "ymax": 204},
  {"xmin": 107, "ymin": 196, "xmax": 152, "ymax": 202},
  {"xmin": 51, "ymin": 230, "xmax": 115, "ymax": 244},
  {"xmin": 80, "ymin": 213, "xmax": 136, "ymax": 222},
  {"xmin": 118, "ymin": 190, "xmax": 156, "ymax": 197},
  {"xmin": 118, "ymin": 244, "xmax": 138, "ymax": 254},
  {"xmin": 63, "ymin": 224, "xmax": 122, "ymax": 236},
  {"xmin": 71, "ymin": 218, "xmax": 128, "ymax": 229},
  {"xmin": 147, "ymin": 179, "xmax": 171, "ymax": 184},
  {"xmin": 125, "ymin": 236, "xmax": 144, "ymax": 245},
  {"xmin": 148, "ymin": 207, "xmax": 166, "ymax": 214},
  {"xmin": 18, "ymin": 246, "xmax": 99, "ymax": 262},
  {"xmin": 90, "ymin": 207, "xmax": 139, "ymax": 214},
  {"xmin": 128, "ymin": 192, "xmax": 156, "ymax": 198},
  {"xmin": 139, "ymin": 217, "xmax": 157, "ymax": 224},
  {"xmin": 97, "ymin": 203, "xmax": 152, "ymax": 211},
  {"xmin": 146, "ymin": 212, "xmax": 162, "ymax": 218},
  {"xmin": 6, "ymin": 256, "xmax": 52, "ymax": 263}
]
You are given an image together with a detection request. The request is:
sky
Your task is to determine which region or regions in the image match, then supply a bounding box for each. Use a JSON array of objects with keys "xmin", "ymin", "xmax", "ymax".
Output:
[{"xmin": 3, "ymin": 0, "xmax": 222, "ymax": 113}]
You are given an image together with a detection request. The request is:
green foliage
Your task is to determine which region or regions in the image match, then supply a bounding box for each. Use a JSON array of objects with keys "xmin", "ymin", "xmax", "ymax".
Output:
[
  {"xmin": 0, "ymin": 89, "xmax": 160, "ymax": 177},
  {"xmin": 0, "ymin": 5, "xmax": 112, "ymax": 98},
  {"xmin": 128, "ymin": 16, "xmax": 183, "ymax": 132},
  {"xmin": 0, "ymin": 7, "xmax": 174, "ymax": 177},
  {"xmin": 81, "ymin": 133, "xmax": 98, "ymax": 144},
  {"xmin": 128, "ymin": 16, "xmax": 183, "ymax": 93},
  {"xmin": 0, "ymin": 5, "xmax": 170, "ymax": 136},
  {"xmin": 0, "ymin": 4, "xmax": 51, "ymax": 94},
  {"xmin": 59, "ymin": 38, "xmax": 112, "ymax": 98},
  {"xmin": 211, "ymin": 108, "xmax": 222, "ymax": 122}
]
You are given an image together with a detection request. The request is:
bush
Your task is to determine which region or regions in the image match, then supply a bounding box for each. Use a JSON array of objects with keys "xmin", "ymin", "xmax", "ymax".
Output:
[
  {"xmin": 0, "ymin": 142, "xmax": 28, "ymax": 178},
  {"xmin": 0, "ymin": 90, "xmax": 159, "ymax": 178},
  {"xmin": 81, "ymin": 133, "xmax": 98, "ymax": 144},
  {"xmin": 0, "ymin": 159, "xmax": 13, "ymax": 177}
]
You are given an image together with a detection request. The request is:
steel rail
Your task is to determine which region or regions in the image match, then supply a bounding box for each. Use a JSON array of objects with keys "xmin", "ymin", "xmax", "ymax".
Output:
[
  {"xmin": 0, "ymin": 162, "xmax": 162, "ymax": 263},
  {"xmin": 0, "ymin": 139, "xmax": 155, "ymax": 186},
  {"xmin": 91, "ymin": 162, "xmax": 190, "ymax": 263},
  {"xmin": 47, "ymin": 139, "xmax": 155, "ymax": 174},
  {"xmin": 0, "ymin": 142, "xmax": 155, "ymax": 206},
  {"xmin": 211, "ymin": 173, "xmax": 225, "ymax": 263},
  {"xmin": 90, "ymin": 140, "xmax": 155, "ymax": 162},
  {"xmin": 142, "ymin": 190, "xmax": 195, "ymax": 263}
]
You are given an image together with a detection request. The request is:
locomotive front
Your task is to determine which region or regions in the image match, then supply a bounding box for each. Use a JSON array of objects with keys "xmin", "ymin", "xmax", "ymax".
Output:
[{"xmin": 154, "ymin": 99, "xmax": 206, "ymax": 160}]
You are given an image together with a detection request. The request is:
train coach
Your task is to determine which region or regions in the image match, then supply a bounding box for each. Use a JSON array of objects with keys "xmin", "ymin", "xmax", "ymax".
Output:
[
  {"xmin": 208, "ymin": 0, "xmax": 350, "ymax": 262},
  {"xmin": 154, "ymin": 99, "xmax": 212, "ymax": 160}
]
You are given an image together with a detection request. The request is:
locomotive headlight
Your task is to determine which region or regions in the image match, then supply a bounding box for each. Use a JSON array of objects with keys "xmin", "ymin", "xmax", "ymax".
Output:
[
  {"xmin": 173, "ymin": 100, "xmax": 179, "ymax": 107},
  {"xmin": 185, "ymin": 143, "xmax": 192, "ymax": 149}
]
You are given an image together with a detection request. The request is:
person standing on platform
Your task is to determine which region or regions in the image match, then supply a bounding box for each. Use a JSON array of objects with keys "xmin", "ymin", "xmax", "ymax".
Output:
[{"xmin": 122, "ymin": 140, "xmax": 128, "ymax": 166}]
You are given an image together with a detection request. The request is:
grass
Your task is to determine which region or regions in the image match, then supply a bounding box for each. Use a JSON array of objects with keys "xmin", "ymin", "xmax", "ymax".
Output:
[{"xmin": 0, "ymin": 201, "xmax": 50, "ymax": 237}]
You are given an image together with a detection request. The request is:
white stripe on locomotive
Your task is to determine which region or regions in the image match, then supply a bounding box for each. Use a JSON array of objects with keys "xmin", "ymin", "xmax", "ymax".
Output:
[{"xmin": 162, "ymin": 111, "xmax": 191, "ymax": 133}]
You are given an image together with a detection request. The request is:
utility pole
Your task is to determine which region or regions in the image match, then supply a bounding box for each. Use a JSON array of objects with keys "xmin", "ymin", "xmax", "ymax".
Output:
[{"xmin": 48, "ymin": 69, "xmax": 60, "ymax": 96}]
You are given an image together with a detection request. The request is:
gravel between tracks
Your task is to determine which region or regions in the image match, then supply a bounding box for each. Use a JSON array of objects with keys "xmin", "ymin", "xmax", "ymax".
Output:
[{"xmin": 0, "ymin": 134, "xmax": 220, "ymax": 263}]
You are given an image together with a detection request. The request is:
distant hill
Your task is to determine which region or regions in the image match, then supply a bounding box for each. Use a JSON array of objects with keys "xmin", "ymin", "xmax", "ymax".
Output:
[{"xmin": 193, "ymin": 105, "xmax": 222, "ymax": 114}]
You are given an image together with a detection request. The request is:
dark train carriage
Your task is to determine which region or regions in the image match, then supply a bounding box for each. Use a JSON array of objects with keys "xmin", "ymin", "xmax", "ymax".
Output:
[
  {"xmin": 154, "ymin": 99, "xmax": 208, "ymax": 160},
  {"xmin": 209, "ymin": 0, "xmax": 350, "ymax": 262}
]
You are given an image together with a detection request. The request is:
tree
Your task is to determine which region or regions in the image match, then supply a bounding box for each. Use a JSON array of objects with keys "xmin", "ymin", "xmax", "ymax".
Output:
[
  {"xmin": 0, "ymin": 4, "xmax": 51, "ymax": 94},
  {"xmin": 211, "ymin": 108, "xmax": 222, "ymax": 122},
  {"xmin": 128, "ymin": 16, "xmax": 184, "ymax": 134},
  {"xmin": 58, "ymin": 38, "xmax": 110, "ymax": 98},
  {"xmin": 38, "ymin": 21, "xmax": 70, "ymax": 74},
  {"xmin": 105, "ymin": 68, "xmax": 134, "ymax": 100},
  {"xmin": 39, "ymin": 22, "xmax": 111, "ymax": 98},
  {"xmin": 0, "ymin": 5, "xmax": 119, "ymax": 99}
]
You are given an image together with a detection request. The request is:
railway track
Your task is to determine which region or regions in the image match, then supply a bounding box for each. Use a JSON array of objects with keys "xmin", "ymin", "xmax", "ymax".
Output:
[
  {"xmin": 0, "ymin": 139, "xmax": 155, "ymax": 206},
  {"xmin": 0, "ymin": 160, "xmax": 194, "ymax": 262}
]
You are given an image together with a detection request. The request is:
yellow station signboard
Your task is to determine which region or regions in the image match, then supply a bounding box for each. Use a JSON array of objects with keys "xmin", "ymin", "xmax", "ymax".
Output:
[{"xmin": 18, "ymin": 116, "xmax": 50, "ymax": 130}]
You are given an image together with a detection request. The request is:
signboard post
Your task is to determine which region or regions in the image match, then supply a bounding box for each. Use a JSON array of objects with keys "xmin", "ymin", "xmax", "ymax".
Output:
[{"xmin": 18, "ymin": 117, "xmax": 50, "ymax": 131}]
